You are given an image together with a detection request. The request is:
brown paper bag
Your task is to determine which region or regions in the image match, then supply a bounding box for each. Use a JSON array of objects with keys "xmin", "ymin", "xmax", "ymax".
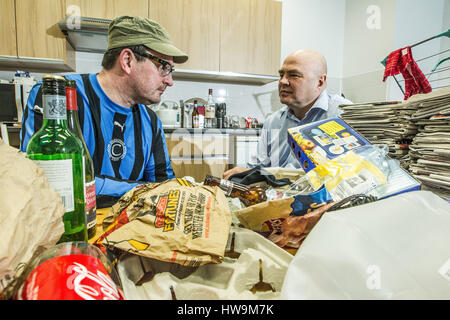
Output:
[
  {"xmin": 0, "ymin": 141, "xmax": 65, "ymax": 298},
  {"xmin": 233, "ymin": 197, "xmax": 295, "ymax": 232},
  {"xmin": 96, "ymin": 178, "xmax": 232, "ymax": 269}
]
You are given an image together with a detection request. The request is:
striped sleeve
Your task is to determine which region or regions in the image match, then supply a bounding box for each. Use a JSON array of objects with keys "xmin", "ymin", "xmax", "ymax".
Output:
[{"xmin": 20, "ymin": 83, "xmax": 43, "ymax": 152}]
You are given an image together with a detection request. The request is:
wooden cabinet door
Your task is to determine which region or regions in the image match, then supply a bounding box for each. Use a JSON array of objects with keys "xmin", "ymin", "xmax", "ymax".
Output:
[
  {"xmin": 148, "ymin": 0, "xmax": 220, "ymax": 71},
  {"xmin": 67, "ymin": 0, "xmax": 149, "ymax": 20},
  {"xmin": 0, "ymin": 0, "xmax": 17, "ymax": 57},
  {"xmin": 166, "ymin": 132, "xmax": 229, "ymax": 182},
  {"xmin": 16, "ymin": 0, "xmax": 68, "ymax": 60},
  {"xmin": 170, "ymin": 157, "xmax": 228, "ymax": 182},
  {"xmin": 219, "ymin": 0, "xmax": 281, "ymax": 76}
]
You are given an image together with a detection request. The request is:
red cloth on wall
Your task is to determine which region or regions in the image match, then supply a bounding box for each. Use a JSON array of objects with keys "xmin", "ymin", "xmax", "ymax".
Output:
[{"xmin": 383, "ymin": 46, "xmax": 432, "ymax": 100}]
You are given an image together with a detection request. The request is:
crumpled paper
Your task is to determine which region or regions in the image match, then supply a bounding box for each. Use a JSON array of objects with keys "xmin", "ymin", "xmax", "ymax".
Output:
[{"xmin": 0, "ymin": 140, "xmax": 65, "ymax": 298}]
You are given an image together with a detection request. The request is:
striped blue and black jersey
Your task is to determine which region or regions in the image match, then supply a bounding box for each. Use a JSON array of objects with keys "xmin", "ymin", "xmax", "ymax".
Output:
[{"xmin": 20, "ymin": 73, "xmax": 175, "ymax": 208}]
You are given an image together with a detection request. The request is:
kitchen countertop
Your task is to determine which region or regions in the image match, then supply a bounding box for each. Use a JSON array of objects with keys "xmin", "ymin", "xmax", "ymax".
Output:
[{"xmin": 163, "ymin": 128, "xmax": 261, "ymax": 136}]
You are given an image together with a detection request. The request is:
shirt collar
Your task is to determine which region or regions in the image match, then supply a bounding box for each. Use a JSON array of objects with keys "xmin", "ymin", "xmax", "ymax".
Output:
[{"xmin": 309, "ymin": 89, "xmax": 329, "ymax": 112}]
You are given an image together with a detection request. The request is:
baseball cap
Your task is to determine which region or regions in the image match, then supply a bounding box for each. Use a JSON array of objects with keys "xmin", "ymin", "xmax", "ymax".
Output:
[{"xmin": 107, "ymin": 15, "xmax": 188, "ymax": 64}]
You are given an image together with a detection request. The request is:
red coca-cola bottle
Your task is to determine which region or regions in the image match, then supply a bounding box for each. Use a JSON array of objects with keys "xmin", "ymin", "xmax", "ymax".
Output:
[{"xmin": 14, "ymin": 242, "xmax": 124, "ymax": 300}]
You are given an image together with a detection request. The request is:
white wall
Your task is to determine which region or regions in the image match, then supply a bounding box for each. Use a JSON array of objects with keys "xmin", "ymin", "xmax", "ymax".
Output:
[
  {"xmin": 280, "ymin": 0, "xmax": 347, "ymax": 93},
  {"xmin": 341, "ymin": 0, "xmax": 396, "ymax": 102},
  {"xmin": 341, "ymin": 0, "xmax": 449, "ymax": 103},
  {"xmin": 389, "ymin": 0, "xmax": 448, "ymax": 101}
]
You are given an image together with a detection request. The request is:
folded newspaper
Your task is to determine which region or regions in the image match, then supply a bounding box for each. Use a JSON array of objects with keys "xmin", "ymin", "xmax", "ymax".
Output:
[
  {"xmin": 339, "ymin": 86, "xmax": 450, "ymax": 200},
  {"xmin": 339, "ymin": 100, "xmax": 418, "ymax": 169},
  {"xmin": 406, "ymin": 87, "xmax": 450, "ymax": 200}
]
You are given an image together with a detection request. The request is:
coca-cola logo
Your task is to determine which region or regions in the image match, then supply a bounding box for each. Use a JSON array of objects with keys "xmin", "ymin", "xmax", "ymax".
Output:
[
  {"xmin": 66, "ymin": 262, "xmax": 122, "ymax": 300},
  {"xmin": 16, "ymin": 255, "xmax": 124, "ymax": 300}
]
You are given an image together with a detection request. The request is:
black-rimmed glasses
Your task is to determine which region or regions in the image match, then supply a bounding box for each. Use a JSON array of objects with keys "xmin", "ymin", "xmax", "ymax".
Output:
[{"xmin": 132, "ymin": 50, "xmax": 175, "ymax": 76}]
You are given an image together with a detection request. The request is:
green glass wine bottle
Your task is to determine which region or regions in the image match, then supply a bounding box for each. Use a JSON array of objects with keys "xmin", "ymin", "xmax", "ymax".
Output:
[
  {"xmin": 26, "ymin": 75, "xmax": 87, "ymax": 243},
  {"xmin": 66, "ymin": 79, "xmax": 98, "ymax": 239}
]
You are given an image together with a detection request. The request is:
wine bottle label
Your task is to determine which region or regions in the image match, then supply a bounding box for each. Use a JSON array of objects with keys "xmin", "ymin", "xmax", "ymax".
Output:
[
  {"xmin": 85, "ymin": 180, "xmax": 97, "ymax": 229},
  {"xmin": 43, "ymin": 94, "xmax": 67, "ymax": 120},
  {"xmin": 85, "ymin": 181, "xmax": 97, "ymax": 211},
  {"xmin": 219, "ymin": 179, "xmax": 233, "ymax": 196},
  {"xmin": 33, "ymin": 159, "xmax": 74, "ymax": 212},
  {"xmin": 193, "ymin": 116, "xmax": 199, "ymax": 128}
]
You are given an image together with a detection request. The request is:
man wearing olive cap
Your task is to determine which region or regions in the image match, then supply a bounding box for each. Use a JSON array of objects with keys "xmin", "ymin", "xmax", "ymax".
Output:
[{"xmin": 21, "ymin": 16, "xmax": 188, "ymax": 209}]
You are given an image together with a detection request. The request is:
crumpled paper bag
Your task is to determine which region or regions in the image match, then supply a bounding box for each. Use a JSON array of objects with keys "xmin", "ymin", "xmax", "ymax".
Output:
[
  {"xmin": 95, "ymin": 178, "xmax": 232, "ymax": 284},
  {"xmin": 0, "ymin": 140, "xmax": 65, "ymax": 298}
]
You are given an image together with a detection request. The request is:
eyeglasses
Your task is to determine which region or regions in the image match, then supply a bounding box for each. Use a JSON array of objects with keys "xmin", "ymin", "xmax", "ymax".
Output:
[{"xmin": 132, "ymin": 50, "xmax": 175, "ymax": 76}]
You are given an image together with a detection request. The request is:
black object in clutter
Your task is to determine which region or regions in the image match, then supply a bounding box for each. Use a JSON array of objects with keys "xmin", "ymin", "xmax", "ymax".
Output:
[
  {"xmin": 228, "ymin": 166, "xmax": 292, "ymax": 187},
  {"xmin": 327, "ymin": 194, "xmax": 378, "ymax": 212}
]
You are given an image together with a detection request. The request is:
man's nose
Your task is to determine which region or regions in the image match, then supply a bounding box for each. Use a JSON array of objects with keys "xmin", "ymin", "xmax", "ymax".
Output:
[
  {"xmin": 279, "ymin": 74, "xmax": 289, "ymax": 86},
  {"xmin": 164, "ymin": 73, "xmax": 174, "ymax": 86}
]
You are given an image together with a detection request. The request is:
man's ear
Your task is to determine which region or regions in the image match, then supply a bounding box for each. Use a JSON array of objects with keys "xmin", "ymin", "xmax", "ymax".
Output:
[
  {"xmin": 318, "ymin": 74, "xmax": 327, "ymax": 89},
  {"xmin": 118, "ymin": 48, "xmax": 134, "ymax": 75}
]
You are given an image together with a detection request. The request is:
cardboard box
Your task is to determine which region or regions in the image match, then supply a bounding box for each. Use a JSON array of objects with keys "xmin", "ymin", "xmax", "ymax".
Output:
[
  {"xmin": 287, "ymin": 117, "xmax": 371, "ymax": 172},
  {"xmin": 287, "ymin": 117, "xmax": 421, "ymax": 199}
]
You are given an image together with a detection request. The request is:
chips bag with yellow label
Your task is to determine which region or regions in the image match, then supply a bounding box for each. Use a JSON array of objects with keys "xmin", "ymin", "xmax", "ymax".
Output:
[{"xmin": 95, "ymin": 178, "xmax": 232, "ymax": 273}]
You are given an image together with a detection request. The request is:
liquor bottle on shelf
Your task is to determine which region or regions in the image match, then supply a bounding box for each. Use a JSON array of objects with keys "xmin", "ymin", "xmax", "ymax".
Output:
[
  {"xmin": 66, "ymin": 79, "xmax": 97, "ymax": 239},
  {"xmin": 192, "ymin": 100, "xmax": 199, "ymax": 128},
  {"xmin": 203, "ymin": 174, "xmax": 267, "ymax": 206},
  {"xmin": 26, "ymin": 75, "xmax": 87, "ymax": 243},
  {"xmin": 205, "ymin": 89, "xmax": 216, "ymax": 128}
]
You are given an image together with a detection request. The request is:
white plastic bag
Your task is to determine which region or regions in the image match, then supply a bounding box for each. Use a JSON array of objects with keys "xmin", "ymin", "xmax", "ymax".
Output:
[{"xmin": 281, "ymin": 190, "xmax": 450, "ymax": 299}]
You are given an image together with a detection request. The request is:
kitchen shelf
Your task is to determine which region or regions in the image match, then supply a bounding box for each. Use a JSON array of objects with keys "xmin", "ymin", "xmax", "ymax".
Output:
[
  {"xmin": 164, "ymin": 128, "xmax": 261, "ymax": 135},
  {"xmin": 0, "ymin": 56, "xmax": 73, "ymax": 73}
]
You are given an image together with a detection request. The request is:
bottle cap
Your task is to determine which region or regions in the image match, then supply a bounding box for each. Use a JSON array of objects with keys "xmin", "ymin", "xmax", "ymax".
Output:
[{"xmin": 42, "ymin": 75, "xmax": 66, "ymax": 82}]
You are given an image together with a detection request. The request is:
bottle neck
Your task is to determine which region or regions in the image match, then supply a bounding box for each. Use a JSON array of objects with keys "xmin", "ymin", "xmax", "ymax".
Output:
[
  {"xmin": 42, "ymin": 118, "xmax": 68, "ymax": 128},
  {"xmin": 66, "ymin": 109, "xmax": 81, "ymax": 133},
  {"xmin": 204, "ymin": 175, "xmax": 221, "ymax": 186},
  {"xmin": 204, "ymin": 175, "xmax": 250, "ymax": 194},
  {"xmin": 42, "ymin": 93, "xmax": 68, "ymax": 129}
]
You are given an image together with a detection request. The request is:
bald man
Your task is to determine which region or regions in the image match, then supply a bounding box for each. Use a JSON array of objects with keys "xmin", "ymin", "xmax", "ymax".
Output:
[{"xmin": 223, "ymin": 49, "xmax": 352, "ymax": 179}]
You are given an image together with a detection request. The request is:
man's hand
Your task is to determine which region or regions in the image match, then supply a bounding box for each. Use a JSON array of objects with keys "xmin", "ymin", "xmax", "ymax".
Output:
[{"xmin": 223, "ymin": 166, "xmax": 250, "ymax": 180}]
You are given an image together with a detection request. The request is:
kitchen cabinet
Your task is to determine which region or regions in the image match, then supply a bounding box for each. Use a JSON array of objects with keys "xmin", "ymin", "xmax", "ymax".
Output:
[
  {"xmin": 148, "ymin": 0, "xmax": 221, "ymax": 71},
  {"xmin": 149, "ymin": 0, "xmax": 281, "ymax": 76},
  {"xmin": 0, "ymin": 0, "xmax": 75, "ymax": 72},
  {"xmin": 0, "ymin": 0, "xmax": 282, "ymax": 77},
  {"xmin": 67, "ymin": 0, "xmax": 149, "ymax": 20},
  {"xmin": 0, "ymin": 0, "xmax": 17, "ymax": 57},
  {"xmin": 165, "ymin": 131, "xmax": 229, "ymax": 182},
  {"xmin": 220, "ymin": 0, "xmax": 282, "ymax": 76}
]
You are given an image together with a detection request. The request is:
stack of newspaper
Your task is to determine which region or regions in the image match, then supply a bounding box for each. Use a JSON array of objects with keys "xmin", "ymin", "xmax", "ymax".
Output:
[
  {"xmin": 406, "ymin": 87, "xmax": 450, "ymax": 200},
  {"xmin": 339, "ymin": 101, "xmax": 418, "ymax": 169}
]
